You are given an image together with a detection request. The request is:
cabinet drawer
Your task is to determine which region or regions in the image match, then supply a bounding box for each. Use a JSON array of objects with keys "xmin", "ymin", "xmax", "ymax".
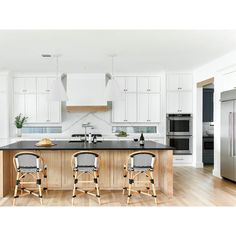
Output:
[{"xmin": 173, "ymin": 155, "xmax": 192, "ymax": 163}]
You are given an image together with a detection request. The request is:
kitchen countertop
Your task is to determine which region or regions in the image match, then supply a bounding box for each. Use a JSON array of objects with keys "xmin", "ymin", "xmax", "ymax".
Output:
[{"xmin": 0, "ymin": 140, "xmax": 173, "ymax": 151}]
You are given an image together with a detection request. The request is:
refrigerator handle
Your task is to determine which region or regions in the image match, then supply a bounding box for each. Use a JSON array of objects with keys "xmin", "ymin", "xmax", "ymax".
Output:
[{"xmin": 229, "ymin": 112, "xmax": 234, "ymax": 157}]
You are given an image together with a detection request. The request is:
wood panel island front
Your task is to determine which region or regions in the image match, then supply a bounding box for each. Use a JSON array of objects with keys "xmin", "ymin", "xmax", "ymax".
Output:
[{"xmin": 0, "ymin": 140, "xmax": 174, "ymax": 198}]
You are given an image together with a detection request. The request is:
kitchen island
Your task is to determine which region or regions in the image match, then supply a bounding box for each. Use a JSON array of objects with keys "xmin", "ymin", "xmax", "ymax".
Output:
[{"xmin": 0, "ymin": 140, "xmax": 174, "ymax": 198}]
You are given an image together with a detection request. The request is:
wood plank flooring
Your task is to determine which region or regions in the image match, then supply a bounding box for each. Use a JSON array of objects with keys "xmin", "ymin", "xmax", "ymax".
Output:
[{"xmin": 1, "ymin": 166, "xmax": 236, "ymax": 206}]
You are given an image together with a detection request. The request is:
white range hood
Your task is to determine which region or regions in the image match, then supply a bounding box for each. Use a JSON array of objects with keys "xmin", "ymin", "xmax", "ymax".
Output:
[{"xmin": 66, "ymin": 73, "xmax": 111, "ymax": 112}]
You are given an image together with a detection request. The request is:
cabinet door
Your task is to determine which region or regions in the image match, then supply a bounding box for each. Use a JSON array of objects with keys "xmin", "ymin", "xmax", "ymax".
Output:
[
  {"xmin": 14, "ymin": 78, "xmax": 25, "ymax": 93},
  {"xmin": 149, "ymin": 76, "xmax": 161, "ymax": 93},
  {"xmin": 37, "ymin": 77, "xmax": 48, "ymax": 93},
  {"xmin": 114, "ymin": 77, "xmax": 126, "ymax": 92},
  {"xmin": 167, "ymin": 91, "xmax": 179, "ymax": 113},
  {"xmin": 112, "ymin": 98, "xmax": 126, "ymax": 122},
  {"xmin": 13, "ymin": 94, "xmax": 25, "ymax": 117},
  {"xmin": 179, "ymin": 91, "xmax": 192, "ymax": 113},
  {"xmin": 24, "ymin": 77, "xmax": 36, "ymax": 93},
  {"xmin": 149, "ymin": 93, "xmax": 161, "ymax": 122},
  {"xmin": 137, "ymin": 77, "xmax": 149, "ymax": 93},
  {"xmin": 37, "ymin": 94, "xmax": 49, "ymax": 122},
  {"xmin": 25, "ymin": 94, "xmax": 37, "ymax": 122},
  {"xmin": 137, "ymin": 94, "xmax": 149, "ymax": 122},
  {"xmin": 125, "ymin": 77, "xmax": 137, "ymax": 92},
  {"xmin": 179, "ymin": 74, "xmax": 192, "ymax": 91},
  {"xmin": 47, "ymin": 77, "xmax": 56, "ymax": 92},
  {"xmin": 126, "ymin": 93, "xmax": 137, "ymax": 122},
  {"xmin": 166, "ymin": 74, "xmax": 179, "ymax": 91},
  {"xmin": 49, "ymin": 101, "xmax": 61, "ymax": 123}
]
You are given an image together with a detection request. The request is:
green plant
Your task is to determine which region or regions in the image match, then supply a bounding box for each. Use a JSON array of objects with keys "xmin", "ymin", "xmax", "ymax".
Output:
[{"xmin": 14, "ymin": 113, "xmax": 28, "ymax": 128}]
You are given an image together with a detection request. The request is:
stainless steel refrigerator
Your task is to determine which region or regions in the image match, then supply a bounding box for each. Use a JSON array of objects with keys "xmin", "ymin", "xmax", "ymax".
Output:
[{"xmin": 221, "ymin": 89, "xmax": 236, "ymax": 181}]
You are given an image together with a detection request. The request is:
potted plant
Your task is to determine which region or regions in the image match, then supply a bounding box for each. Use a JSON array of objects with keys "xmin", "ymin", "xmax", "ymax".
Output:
[{"xmin": 14, "ymin": 113, "xmax": 28, "ymax": 137}]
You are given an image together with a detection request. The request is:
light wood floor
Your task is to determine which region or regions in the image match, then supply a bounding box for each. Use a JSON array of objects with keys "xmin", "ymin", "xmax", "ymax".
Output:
[{"xmin": 1, "ymin": 166, "xmax": 236, "ymax": 206}]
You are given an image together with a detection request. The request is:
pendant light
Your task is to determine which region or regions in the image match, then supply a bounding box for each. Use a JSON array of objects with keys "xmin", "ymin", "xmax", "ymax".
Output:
[
  {"xmin": 105, "ymin": 55, "xmax": 122, "ymax": 101},
  {"xmin": 50, "ymin": 54, "xmax": 68, "ymax": 101}
]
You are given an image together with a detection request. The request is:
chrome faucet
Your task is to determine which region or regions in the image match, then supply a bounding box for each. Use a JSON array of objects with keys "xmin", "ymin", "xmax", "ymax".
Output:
[{"xmin": 82, "ymin": 122, "xmax": 93, "ymax": 142}]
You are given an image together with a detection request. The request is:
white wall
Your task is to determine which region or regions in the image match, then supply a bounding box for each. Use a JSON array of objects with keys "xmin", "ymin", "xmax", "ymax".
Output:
[
  {"xmin": 0, "ymin": 71, "xmax": 11, "ymax": 138},
  {"xmin": 193, "ymin": 49, "xmax": 236, "ymax": 177}
]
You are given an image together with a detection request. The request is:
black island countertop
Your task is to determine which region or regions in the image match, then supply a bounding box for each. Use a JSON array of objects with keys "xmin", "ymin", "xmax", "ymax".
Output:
[{"xmin": 0, "ymin": 140, "xmax": 174, "ymax": 151}]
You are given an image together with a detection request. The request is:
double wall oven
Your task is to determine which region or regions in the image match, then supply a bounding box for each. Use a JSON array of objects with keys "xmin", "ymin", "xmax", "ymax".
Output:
[{"xmin": 166, "ymin": 114, "xmax": 192, "ymax": 155}]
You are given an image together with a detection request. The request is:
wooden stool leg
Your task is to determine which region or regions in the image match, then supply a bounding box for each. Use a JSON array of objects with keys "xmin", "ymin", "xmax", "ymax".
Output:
[
  {"xmin": 43, "ymin": 167, "xmax": 48, "ymax": 194},
  {"xmin": 36, "ymin": 172, "xmax": 43, "ymax": 205},
  {"xmin": 127, "ymin": 171, "xmax": 133, "ymax": 204},
  {"xmin": 72, "ymin": 171, "xmax": 78, "ymax": 206},
  {"xmin": 93, "ymin": 171, "xmax": 101, "ymax": 205},
  {"xmin": 13, "ymin": 172, "xmax": 20, "ymax": 206},
  {"xmin": 123, "ymin": 165, "xmax": 127, "ymax": 195},
  {"xmin": 149, "ymin": 170, "xmax": 157, "ymax": 204}
]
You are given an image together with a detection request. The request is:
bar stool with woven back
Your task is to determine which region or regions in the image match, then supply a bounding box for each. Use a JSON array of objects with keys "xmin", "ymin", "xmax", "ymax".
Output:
[
  {"xmin": 123, "ymin": 151, "xmax": 158, "ymax": 204},
  {"xmin": 71, "ymin": 151, "xmax": 101, "ymax": 205},
  {"xmin": 13, "ymin": 152, "xmax": 48, "ymax": 206}
]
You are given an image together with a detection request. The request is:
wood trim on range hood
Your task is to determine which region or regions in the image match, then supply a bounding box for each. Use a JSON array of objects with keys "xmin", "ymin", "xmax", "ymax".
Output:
[{"xmin": 66, "ymin": 105, "xmax": 111, "ymax": 112}]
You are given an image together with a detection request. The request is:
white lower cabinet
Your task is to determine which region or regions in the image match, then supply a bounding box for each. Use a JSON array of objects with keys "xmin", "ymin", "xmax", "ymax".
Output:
[{"xmin": 173, "ymin": 155, "xmax": 192, "ymax": 165}]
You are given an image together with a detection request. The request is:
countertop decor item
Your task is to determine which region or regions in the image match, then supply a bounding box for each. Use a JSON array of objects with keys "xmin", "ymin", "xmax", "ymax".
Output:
[
  {"xmin": 14, "ymin": 113, "xmax": 28, "ymax": 137},
  {"xmin": 35, "ymin": 138, "xmax": 56, "ymax": 147},
  {"xmin": 115, "ymin": 131, "xmax": 128, "ymax": 137}
]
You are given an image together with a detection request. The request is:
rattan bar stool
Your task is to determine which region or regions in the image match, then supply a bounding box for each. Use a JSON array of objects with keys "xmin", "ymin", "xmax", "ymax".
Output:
[
  {"xmin": 13, "ymin": 152, "xmax": 48, "ymax": 206},
  {"xmin": 71, "ymin": 151, "xmax": 101, "ymax": 205},
  {"xmin": 123, "ymin": 151, "xmax": 158, "ymax": 204}
]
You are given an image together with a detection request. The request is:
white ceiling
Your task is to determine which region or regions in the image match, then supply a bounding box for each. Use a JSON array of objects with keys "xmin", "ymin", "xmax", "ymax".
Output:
[{"xmin": 0, "ymin": 30, "xmax": 236, "ymax": 73}]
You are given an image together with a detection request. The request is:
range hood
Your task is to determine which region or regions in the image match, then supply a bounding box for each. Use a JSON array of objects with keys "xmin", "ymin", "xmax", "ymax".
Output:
[{"xmin": 66, "ymin": 73, "xmax": 111, "ymax": 112}]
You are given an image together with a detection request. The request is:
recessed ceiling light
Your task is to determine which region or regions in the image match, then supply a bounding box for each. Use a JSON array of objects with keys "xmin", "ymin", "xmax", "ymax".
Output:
[{"xmin": 41, "ymin": 54, "xmax": 52, "ymax": 58}]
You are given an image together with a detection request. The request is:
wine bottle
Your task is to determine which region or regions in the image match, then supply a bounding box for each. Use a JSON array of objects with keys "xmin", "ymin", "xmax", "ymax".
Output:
[{"xmin": 139, "ymin": 131, "xmax": 145, "ymax": 146}]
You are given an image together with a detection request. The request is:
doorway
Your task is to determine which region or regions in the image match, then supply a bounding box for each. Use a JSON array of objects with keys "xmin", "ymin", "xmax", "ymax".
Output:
[{"xmin": 202, "ymin": 83, "xmax": 214, "ymax": 167}]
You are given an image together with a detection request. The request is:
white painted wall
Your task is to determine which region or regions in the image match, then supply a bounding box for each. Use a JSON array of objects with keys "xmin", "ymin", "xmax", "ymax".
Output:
[
  {"xmin": 0, "ymin": 71, "xmax": 11, "ymax": 138},
  {"xmin": 193, "ymin": 49, "xmax": 236, "ymax": 177}
]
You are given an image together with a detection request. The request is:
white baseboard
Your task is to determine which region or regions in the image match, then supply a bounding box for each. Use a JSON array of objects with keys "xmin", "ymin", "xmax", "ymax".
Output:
[
  {"xmin": 213, "ymin": 168, "xmax": 222, "ymax": 178},
  {"xmin": 193, "ymin": 162, "xmax": 204, "ymax": 168},
  {"xmin": 173, "ymin": 163, "xmax": 193, "ymax": 167}
]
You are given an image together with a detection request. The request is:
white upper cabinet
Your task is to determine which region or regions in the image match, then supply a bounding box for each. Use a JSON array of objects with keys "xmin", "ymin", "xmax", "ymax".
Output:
[
  {"xmin": 166, "ymin": 73, "xmax": 193, "ymax": 114},
  {"xmin": 137, "ymin": 94, "xmax": 149, "ymax": 122},
  {"xmin": 114, "ymin": 76, "xmax": 136, "ymax": 93},
  {"xmin": 13, "ymin": 76, "xmax": 61, "ymax": 124},
  {"xmin": 137, "ymin": 76, "xmax": 161, "ymax": 93},
  {"xmin": 112, "ymin": 94, "xmax": 136, "ymax": 122},
  {"xmin": 25, "ymin": 94, "xmax": 37, "ymax": 122},
  {"xmin": 14, "ymin": 77, "xmax": 36, "ymax": 93},
  {"xmin": 126, "ymin": 93, "xmax": 137, "ymax": 122},
  {"xmin": 167, "ymin": 73, "xmax": 192, "ymax": 91},
  {"xmin": 179, "ymin": 91, "xmax": 192, "ymax": 113},
  {"xmin": 37, "ymin": 77, "xmax": 55, "ymax": 93},
  {"xmin": 167, "ymin": 91, "xmax": 192, "ymax": 113},
  {"xmin": 149, "ymin": 93, "xmax": 161, "ymax": 122},
  {"xmin": 125, "ymin": 77, "xmax": 137, "ymax": 92},
  {"xmin": 13, "ymin": 94, "xmax": 25, "ymax": 118},
  {"xmin": 137, "ymin": 93, "xmax": 160, "ymax": 122},
  {"xmin": 179, "ymin": 74, "xmax": 193, "ymax": 90},
  {"xmin": 148, "ymin": 77, "xmax": 161, "ymax": 93},
  {"xmin": 166, "ymin": 74, "xmax": 179, "ymax": 91},
  {"xmin": 112, "ymin": 98, "xmax": 125, "ymax": 122}
]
